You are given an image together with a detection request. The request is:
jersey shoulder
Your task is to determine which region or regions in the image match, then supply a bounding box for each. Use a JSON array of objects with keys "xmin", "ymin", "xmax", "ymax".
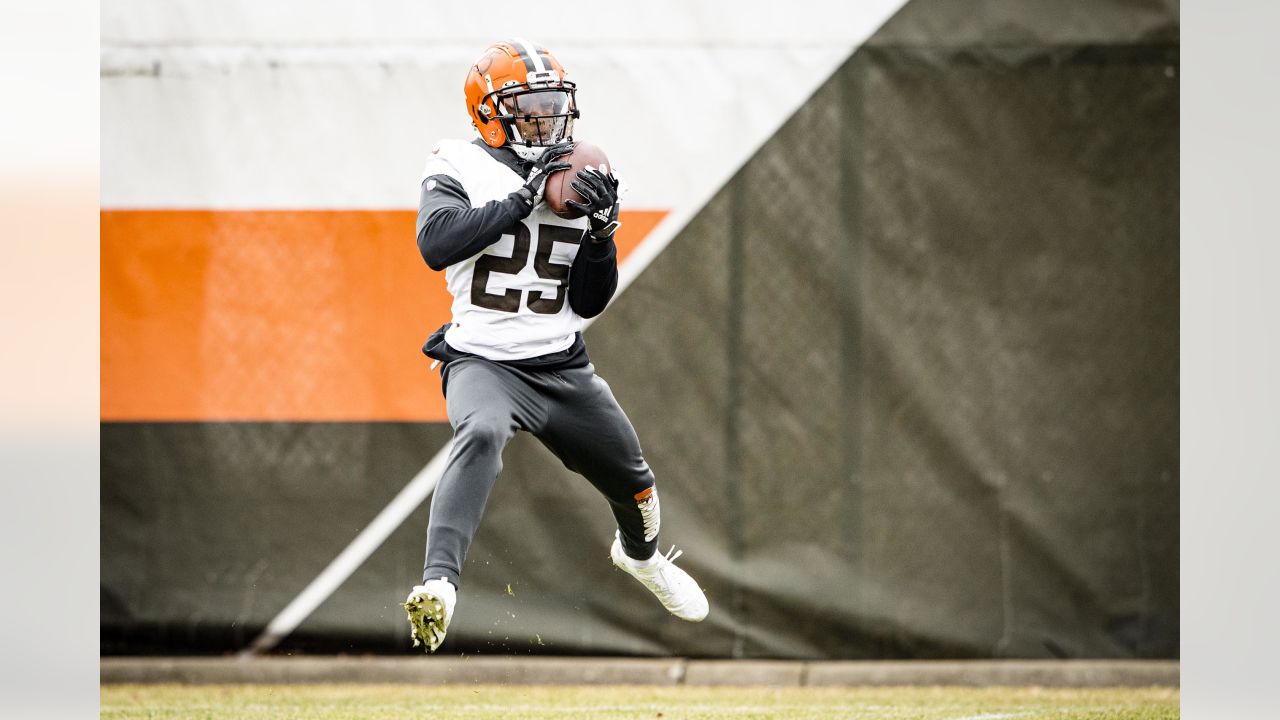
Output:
[{"xmin": 420, "ymin": 139, "xmax": 507, "ymax": 185}]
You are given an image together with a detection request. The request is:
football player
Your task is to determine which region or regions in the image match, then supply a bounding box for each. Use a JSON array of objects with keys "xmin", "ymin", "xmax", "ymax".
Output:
[{"xmin": 403, "ymin": 39, "xmax": 708, "ymax": 653}]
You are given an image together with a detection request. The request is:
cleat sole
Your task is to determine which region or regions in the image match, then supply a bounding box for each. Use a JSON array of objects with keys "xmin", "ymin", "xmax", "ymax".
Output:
[{"xmin": 403, "ymin": 595, "xmax": 450, "ymax": 653}]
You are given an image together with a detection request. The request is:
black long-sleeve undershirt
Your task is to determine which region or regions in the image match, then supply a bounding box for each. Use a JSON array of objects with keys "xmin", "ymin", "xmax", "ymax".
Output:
[
  {"xmin": 415, "ymin": 169, "xmax": 619, "ymax": 318},
  {"xmin": 415, "ymin": 174, "xmax": 530, "ymax": 271},
  {"xmin": 566, "ymin": 234, "xmax": 618, "ymax": 319}
]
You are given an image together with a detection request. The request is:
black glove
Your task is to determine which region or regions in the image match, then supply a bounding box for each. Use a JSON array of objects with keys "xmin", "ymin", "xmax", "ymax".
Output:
[
  {"xmin": 566, "ymin": 167, "xmax": 621, "ymax": 240},
  {"xmin": 514, "ymin": 142, "xmax": 575, "ymax": 209}
]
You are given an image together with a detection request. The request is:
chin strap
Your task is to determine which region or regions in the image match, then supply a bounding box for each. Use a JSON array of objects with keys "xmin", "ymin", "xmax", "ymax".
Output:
[
  {"xmin": 508, "ymin": 132, "xmax": 575, "ymax": 161},
  {"xmin": 510, "ymin": 143, "xmax": 547, "ymax": 162}
]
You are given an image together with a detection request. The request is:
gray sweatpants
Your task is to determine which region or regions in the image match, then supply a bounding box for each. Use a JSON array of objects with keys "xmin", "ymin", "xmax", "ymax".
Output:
[{"xmin": 422, "ymin": 357, "xmax": 660, "ymax": 587}]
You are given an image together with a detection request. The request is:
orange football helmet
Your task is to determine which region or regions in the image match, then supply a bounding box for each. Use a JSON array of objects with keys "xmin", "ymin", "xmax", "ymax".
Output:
[{"xmin": 464, "ymin": 39, "xmax": 578, "ymax": 152}]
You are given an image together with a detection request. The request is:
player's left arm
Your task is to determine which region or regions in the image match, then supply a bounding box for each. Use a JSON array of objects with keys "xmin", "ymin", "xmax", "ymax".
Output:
[{"xmin": 567, "ymin": 168, "xmax": 622, "ymax": 318}]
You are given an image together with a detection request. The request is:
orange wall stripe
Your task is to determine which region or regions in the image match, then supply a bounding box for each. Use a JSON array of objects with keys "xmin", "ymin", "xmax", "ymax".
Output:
[{"xmin": 101, "ymin": 209, "xmax": 665, "ymax": 421}]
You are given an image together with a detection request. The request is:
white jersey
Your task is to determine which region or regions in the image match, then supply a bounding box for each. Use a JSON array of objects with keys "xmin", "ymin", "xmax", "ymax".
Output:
[{"xmin": 420, "ymin": 139, "xmax": 592, "ymax": 361}]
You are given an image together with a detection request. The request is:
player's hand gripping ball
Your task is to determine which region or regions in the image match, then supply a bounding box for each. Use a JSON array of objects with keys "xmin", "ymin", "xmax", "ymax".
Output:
[
  {"xmin": 544, "ymin": 142, "xmax": 613, "ymax": 220},
  {"xmin": 517, "ymin": 141, "xmax": 575, "ymax": 207}
]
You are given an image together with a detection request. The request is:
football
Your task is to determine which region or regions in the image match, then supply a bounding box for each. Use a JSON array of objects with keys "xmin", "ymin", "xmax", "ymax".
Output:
[{"xmin": 544, "ymin": 141, "xmax": 611, "ymax": 220}]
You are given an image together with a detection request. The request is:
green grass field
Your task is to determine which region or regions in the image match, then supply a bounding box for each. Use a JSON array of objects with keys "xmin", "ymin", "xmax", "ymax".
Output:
[{"xmin": 101, "ymin": 684, "xmax": 1178, "ymax": 719}]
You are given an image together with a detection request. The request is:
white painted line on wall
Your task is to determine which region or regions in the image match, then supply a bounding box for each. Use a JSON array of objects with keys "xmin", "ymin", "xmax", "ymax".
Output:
[{"xmin": 243, "ymin": 439, "xmax": 455, "ymax": 655}]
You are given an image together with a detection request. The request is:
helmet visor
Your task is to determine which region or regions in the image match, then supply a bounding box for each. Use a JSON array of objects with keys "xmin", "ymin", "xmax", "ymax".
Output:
[
  {"xmin": 500, "ymin": 87, "xmax": 572, "ymax": 116},
  {"xmin": 498, "ymin": 88, "xmax": 576, "ymax": 146}
]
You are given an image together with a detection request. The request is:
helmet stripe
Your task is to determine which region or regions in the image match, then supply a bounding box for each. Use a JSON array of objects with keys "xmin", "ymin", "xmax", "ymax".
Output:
[{"xmin": 511, "ymin": 37, "xmax": 547, "ymax": 74}]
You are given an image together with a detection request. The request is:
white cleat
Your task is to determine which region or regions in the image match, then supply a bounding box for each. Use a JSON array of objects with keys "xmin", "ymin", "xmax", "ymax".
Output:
[
  {"xmin": 611, "ymin": 533, "xmax": 709, "ymax": 622},
  {"xmin": 402, "ymin": 577, "xmax": 456, "ymax": 653}
]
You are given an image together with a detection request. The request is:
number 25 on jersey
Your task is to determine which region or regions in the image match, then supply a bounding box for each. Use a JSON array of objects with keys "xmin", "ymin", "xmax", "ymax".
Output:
[{"xmin": 470, "ymin": 221, "xmax": 582, "ymax": 314}]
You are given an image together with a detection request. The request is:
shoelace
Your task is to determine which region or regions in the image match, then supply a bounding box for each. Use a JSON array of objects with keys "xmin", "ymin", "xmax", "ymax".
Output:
[{"xmin": 635, "ymin": 545, "xmax": 688, "ymax": 605}]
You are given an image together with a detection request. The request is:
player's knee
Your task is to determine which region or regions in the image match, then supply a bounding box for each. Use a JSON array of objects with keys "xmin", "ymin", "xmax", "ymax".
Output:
[{"xmin": 456, "ymin": 415, "xmax": 510, "ymax": 455}]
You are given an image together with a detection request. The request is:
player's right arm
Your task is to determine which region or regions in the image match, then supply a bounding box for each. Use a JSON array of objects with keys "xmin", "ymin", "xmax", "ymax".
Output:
[
  {"xmin": 416, "ymin": 142, "xmax": 574, "ymax": 271},
  {"xmin": 415, "ymin": 175, "xmax": 533, "ymax": 271}
]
